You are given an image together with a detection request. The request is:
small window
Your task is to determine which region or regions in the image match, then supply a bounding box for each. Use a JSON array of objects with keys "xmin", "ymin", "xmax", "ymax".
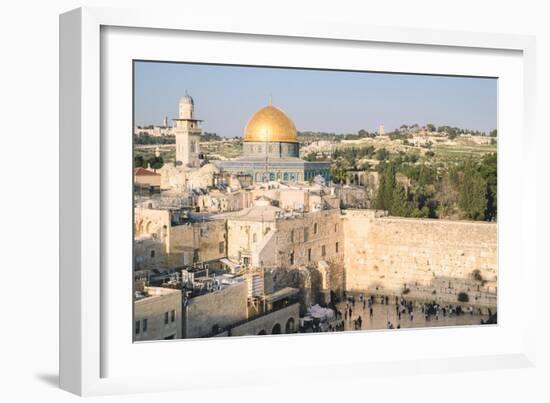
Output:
[
  {"xmin": 336, "ymin": 242, "xmax": 339, "ymax": 253},
  {"xmin": 164, "ymin": 312, "xmax": 169, "ymax": 325},
  {"xmin": 171, "ymin": 310, "xmax": 176, "ymax": 323},
  {"xmin": 308, "ymin": 248, "xmax": 312, "ymax": 262},
  {"xmin": 290, "ymin": 251, "xmax": 294, "ymax": 265},
  {"xmin": 135, "ymin": 320, "xmax": 140, "ymax": 335},
  {"xmin": 150, "ymin": 250, "xmax": 155, "ymax": 258},
  {"xmin": 334, "ymin": 224, "xmax": 338, "ymax": 232},
  {"xmin": 321, "ymin": 245, "xmax": 326, "ymax": 257},
  {"xmin": 290, "ymin": 229, "xmax": 294, "ymax": 242},
  {"xmin": 219, "ymin": 241, "xmax": 224, "ymax": 254},
  {"xmin": 142, "ymin": 318, "xmax": 148, "ymax": 332},
  {"xmin": 304, "ymin": 228, "xmax": 309, "ymax": 242},
  {"xmin": 314, "ymin": 223, "xmax": 318, "ymax": 234}
]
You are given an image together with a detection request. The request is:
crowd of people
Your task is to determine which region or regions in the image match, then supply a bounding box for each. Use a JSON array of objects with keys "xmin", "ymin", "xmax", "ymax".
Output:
[{"xmin": 334, "ymin": 292, "xmax": 493, "ymax": 331}]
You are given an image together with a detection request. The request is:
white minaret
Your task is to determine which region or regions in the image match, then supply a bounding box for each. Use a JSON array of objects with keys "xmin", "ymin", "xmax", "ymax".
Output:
[
  {"xmin": 174, "ymin": 94, "xmax": 202, "ymax": 168},
  {"xmin": 163, "ymin": 115, "xmax": 168, "ymax": 128}
]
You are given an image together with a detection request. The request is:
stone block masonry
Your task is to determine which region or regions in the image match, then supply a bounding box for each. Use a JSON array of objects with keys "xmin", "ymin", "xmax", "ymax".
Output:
[{"xmin": 342, "ymin": 210, "xmax": 497, "ymax": 308}]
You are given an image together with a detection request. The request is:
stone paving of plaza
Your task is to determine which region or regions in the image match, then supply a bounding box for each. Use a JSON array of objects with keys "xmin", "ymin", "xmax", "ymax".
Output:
[{"xmin": 335, "ymin": 300, "xmax": 491, "ymax": 331}]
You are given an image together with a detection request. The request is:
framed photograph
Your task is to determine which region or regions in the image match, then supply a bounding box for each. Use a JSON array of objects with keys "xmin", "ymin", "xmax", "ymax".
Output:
[{"xmin": 60, "ymin": 7, "xmax": 537, "ymax": 396}]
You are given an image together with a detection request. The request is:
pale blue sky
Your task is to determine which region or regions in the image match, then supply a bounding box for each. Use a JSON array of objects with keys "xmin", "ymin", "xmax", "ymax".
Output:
[{"xmin": 134, "ymin": 61, "xmax": 497, "ymax": 137}]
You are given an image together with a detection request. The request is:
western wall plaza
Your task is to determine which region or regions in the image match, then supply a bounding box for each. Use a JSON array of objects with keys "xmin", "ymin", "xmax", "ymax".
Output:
[{"xmin": 133, "ymin": 95, "xmax": 497, "ymax": 341}]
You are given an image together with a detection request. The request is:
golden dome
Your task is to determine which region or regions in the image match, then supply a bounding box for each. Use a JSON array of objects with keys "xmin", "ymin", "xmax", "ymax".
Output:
[{"xmin": 243, "ymin": 105, "xmax": 298, "ymax": 143}]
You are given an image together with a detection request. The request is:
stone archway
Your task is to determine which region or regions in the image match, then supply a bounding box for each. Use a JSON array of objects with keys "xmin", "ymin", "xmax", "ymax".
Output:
[
  {"xmin": 257, "ymin": 329, "xmax": 266, "ymax": 335},
  {"xmin": 136, "ymin": 220, "xmax": 144, "ymax": 236},
  {"xmin": 271, "ymin": 323, "xmax": 281, "ymax": 334},
  {"xmin": 285, "ymin": 318, "xmax": 295, "ymax": 334}
]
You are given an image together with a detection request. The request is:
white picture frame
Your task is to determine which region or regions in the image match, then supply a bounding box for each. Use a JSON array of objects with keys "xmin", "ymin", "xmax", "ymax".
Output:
[{"xmin": 59, "ymin": 6, "xmax": 537, "ymax": 396}]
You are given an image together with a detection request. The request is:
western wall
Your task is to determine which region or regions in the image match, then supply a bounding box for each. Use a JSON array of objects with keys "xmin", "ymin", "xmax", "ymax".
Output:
[{"xmin": 342, "ymin": 210, "xmax": 497, "ymax": 308}]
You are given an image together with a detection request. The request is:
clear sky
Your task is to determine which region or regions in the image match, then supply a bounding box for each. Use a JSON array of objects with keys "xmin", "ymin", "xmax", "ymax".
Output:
[{"xmin": 134, "ymin": 61, "xmax": 497, "ymax": 137}]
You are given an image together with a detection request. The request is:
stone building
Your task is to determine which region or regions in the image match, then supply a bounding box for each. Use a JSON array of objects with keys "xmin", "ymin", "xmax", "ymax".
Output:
[
  {"xmin": 183, "ymin": 280, "xmax": 249, "ymax": 338},
  {"xmin": 217, "ymin": 195, "xmax": 346, "ymax": 305},
  {"xmin": 195, "ymin": 189, "xmax": 244, "ymax": 213},
  {"xmin": 182, "ymin": 278, "xmax": 300, "ymax": 338},
  {"xmin": 134, "ymin": 285, "xmax": 182, "ymax": 341},
  {"xmin": 134, "ymin": 167, "xmax": 161, "ymax": 189},
  {"xmin": 134, "ymin": 206, "xmax": 227, "ymax": 269}
]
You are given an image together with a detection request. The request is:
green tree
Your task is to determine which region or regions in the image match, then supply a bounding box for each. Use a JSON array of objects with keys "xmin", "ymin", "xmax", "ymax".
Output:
[
  {"xmin": 376, "ymin": 148, "xmax": 389, "ymax": 161},
  {"xmin": 480, "ymin": 153, "xmax": 497, "ymax": 221},
  {"xmin": 134, "ymin": 155, "xmax": 146, "ymax": 168},
  {"xmin": 375, "ymin": 162, "xmax": 397, "ymax": 211},
  {"xmin": 330, "ymin": 158, "xmax": 351, "ymax": 184},
  {"xmin": 376, "ymin": 162, "xmax": 410, "ymax": 216},
  {"xmin": 390, "ymin": 184, "xmax": 409, "ymax": 216},
  {"xmin": 148, "ymin": 156, "xmax": 164, "ymax": 171},
  {"xmin": 459, "ymin": 160, "xmax": 487, "ymax": 220}
]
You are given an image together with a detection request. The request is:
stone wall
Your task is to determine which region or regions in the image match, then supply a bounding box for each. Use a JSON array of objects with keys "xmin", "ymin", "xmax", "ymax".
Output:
[
  {"xmin": 253, "ymin": 209, "xmax": 346, "ymax": 303},
  {"xmin": 229, "ymin": 303, "xmax": 300, "ymax": 336},
  {"xmin": 134, "ymin": 287, "xmax": 182, "ymax": 341},
  {"xmin": 170, "ymin": 219, "xmax": 226, "ymax": 263},
  {"xmin": 342, "ymin": 210, "xmax": 497, "ymax": 307},
  {"xmin": 183, "ymin": 281, "xmax": 248, "ymax": 338}
]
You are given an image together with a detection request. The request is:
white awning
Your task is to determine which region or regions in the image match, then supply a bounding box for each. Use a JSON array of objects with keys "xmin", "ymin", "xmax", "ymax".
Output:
[{"xmin": 220, "ymin": 258, "xmax": 240, "ymax": 270}]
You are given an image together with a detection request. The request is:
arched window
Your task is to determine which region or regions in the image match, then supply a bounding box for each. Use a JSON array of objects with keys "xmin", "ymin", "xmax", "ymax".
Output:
[{"xmin": 271, "ymin": 323, "xmax": 281, "ymax": 335}]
